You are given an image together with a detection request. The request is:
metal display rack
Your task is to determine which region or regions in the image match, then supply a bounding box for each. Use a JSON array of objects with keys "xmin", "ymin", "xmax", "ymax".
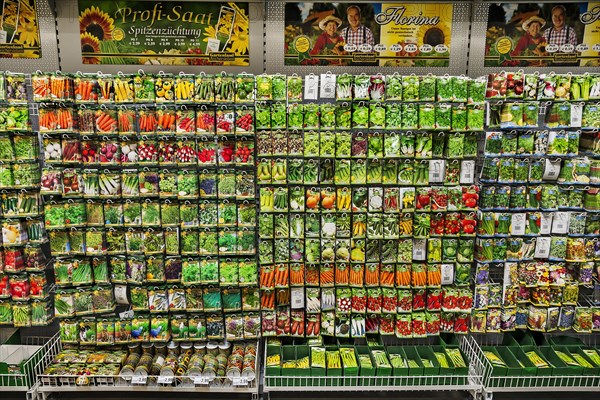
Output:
[
  {"xmin": 473, "ymin": 333, "xmax": 600, "ymax": 400},
  {"xmin": 0, "ymin": 332, "xmax": 59, "ymax": 394},
  {"xmin": 32, "ymin": 337, "xmax": 260, "ymax": 400},
  {"xmin": 262, "ymin": 335, "xmax": 485, "ymax": 399}
]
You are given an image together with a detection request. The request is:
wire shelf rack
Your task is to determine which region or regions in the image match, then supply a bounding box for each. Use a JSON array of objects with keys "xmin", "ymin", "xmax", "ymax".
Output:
[
  {"xmin": 473, "ymin": 332, "xmax": 600, "ymax": 400},
  {"xmin": 263, "ymin": 335, "xmax": 484, "ymax": 399},
  {"xmin": 0, "ymin": 332, "xmax": 59, "ymax": 392}
]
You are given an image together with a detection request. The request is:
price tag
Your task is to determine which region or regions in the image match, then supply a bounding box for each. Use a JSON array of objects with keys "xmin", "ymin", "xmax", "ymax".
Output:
[
  {"xmin": 157, "ymin": 376, "xmax": 173, "ymax": 384},
  {"xmin": 570, "ymin": 104, "xmax": 583, "ymax": 128},
  {"xmin": 543, "ymin": 159, "xmax": 561, "ymax": 181},
  {"xmin": 232, "ymin": 377, "xmax": 249, "ymax": 386},
  {"xmin": 460, "ymin": 160, "xmax": 475, "ymax": 184},
  {"xmin": 291, "ymin": 287, "xmax": 305, "ymax": 309},
  {"xmin": 540, "ymin": 213, "xmax": 553, "ymax": 235},
  {"xmin": 511, "ymin": 213, "xmax": 526, "ymax": 236},
  {"xmin": 131, "ymin": 375, "xmax": 147, "ymax": 385},
  {"xmin": 552, "ymin": 212, "xmax": 569, "ymax": 234},
  {"xmin": 429, "ymin": 160, "xmax": 445, "ymax": 183},
  {"xmin": 413, "ymin": 239, "xmax": 426, "ymax": 261},
  {"xmin": 320, "ymin": 74, "xmax": 336, "ymax": 99},
  {"xmin": 193, "ymin": 376, "xmax": 210, "ymax": 385},
  {"xmin": 206, "ymin": 38, "xmax": 220, "ymax": 52},
  {"xmin": 535, "ymin": 237, "xmax": 551, "ymax": 259},
  {"xmin": 441, "ymin": 264, "xmax": 454, "ymax": 285},
  {"xmin": 304, "ymin": 74, "xmax": 319, "ymax": 100},
  {"xmin": 119, "ymin": 310, "xmax": 134, "ymax": 319}
]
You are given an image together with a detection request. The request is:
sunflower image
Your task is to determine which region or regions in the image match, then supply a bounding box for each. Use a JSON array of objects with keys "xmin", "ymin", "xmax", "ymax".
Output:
[
  {"xmin": 202, "ymin": 25, "xmax": 217, "ymax": 44},
  {"xmin": 14, "ymin": 14, "xmax": 39, "ymax": 47},
  {"xmin": 417, "ymin": 22, "xmax": 451, "ymax": 49},
  {"xmin": 79, "ymin": 6, "xmax": 114, "ymax": 40},
  {"xmin": 227, "ymin": 13, "xmax": 249, "ymax": 55},
  {"xmin": 80, "ymin": 32, "xmax": 100, "ymax": 64}
]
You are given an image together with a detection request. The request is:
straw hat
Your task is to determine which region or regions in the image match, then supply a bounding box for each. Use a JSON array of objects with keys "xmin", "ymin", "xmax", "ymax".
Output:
[
  {"xmin": 522, "ymin": 16, "xmax": 545, "ymax": 31},
  {"xmin": 319, "ymin": 15, "xmax": 342, "ymax": 31}
]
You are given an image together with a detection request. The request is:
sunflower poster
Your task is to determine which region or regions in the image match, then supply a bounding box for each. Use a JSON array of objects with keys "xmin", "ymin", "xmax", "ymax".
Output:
[
  {"xmin": 0, "ymin": 0, "xmax": 41, "ymax": 59},
  {"xmin": 78, "ymin": 1, "xmax": 249, "ymax": 65},
  {"xmin": 484, "ymin": 2, "xmax": 600, "ymax": 67},
  {"xmin": 284, "ymin": 3, "xmax": 453, "ymax": 66}
]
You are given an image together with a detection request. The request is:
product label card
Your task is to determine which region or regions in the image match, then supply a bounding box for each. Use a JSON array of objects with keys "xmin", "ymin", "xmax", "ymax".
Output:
[
  {"xmin": 552, "ymin": 211, "xmax": 570, "ymax": 234},
  {"xmin": 460, "ymin": 160, "xmax": 475, "ymax": 184},
  {"xmin": 535, "ymin": 237, "xmax": 551, "ymax": 259},
  {"xmin": 304, "ymin": 74, "xmax": 319, "ymax": 100},
  {"xmin": 511, "ymin": 213, "xmax": 526, "ymax": 236},
  {"xmin": 320, "ymin": 73, "xmax": 337, "ymax": 98}
]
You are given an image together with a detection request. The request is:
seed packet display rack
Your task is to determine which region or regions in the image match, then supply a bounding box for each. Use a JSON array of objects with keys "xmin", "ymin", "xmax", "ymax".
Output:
[
  {"xmin": 33, "ymin": 338, "xmax": 260, "ymax": 399},
  {"xmin": 262, "ymin": 334, "xmax": 485, "ymax": 399},
  {"xmin": 474, "ymin": 332, "xmax": 600, "ymax": 400}
]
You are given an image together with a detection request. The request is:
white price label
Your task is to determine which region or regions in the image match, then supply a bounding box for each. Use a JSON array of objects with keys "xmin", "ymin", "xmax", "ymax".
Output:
[
  {"xmin": 576, "ymin": 43, "xmax": 589, "ymax": 52},
  {"xmin": 114, "ymin": 284, "xmax": 128, "ymax": 305},
  {"xmin": 413, "ymin": 240, "xmax": 426, "ymax": 261},
  {"xmin": 543, "ymin": 159, "xmax": 561, "ymax": 181},
  {"xmin": 304, "ymin": 75, "xmax": 319, "ymax": 100},
  {"xmin": 320, "ymin": 74, "xmax": 336, "ymax": 99},
  {"xmin": 460, "ymin": 160, "xmax": 475, "ymax": 184},
  {"xmin": 540, "ymin": 213, "xmax": 553, "ymax": 235},
  {"xmin": 232, "ymin": 377, "xmax": 249, "ymax": 386},
  {"xmin": 131, "ymin": 376, "xmax": 147, "ymax": 385},
  {"xmin": 194, "ymin": 376, "xmax": 210, "ymax": 385},
  {"xmin": 157, "ymin": 376, "xmax": 173, "ymax": 384},
  {"xmin": 535, "ymin": 237, "xmax": 551, "ymax": 259},
  {"xmin": 511, "ymin": 213, "xmax": 526, "ymax": 236},
  {"xmin": 441, "ymin": 264, "xmax": 454, "ymax": 285},
  {"xmin": 291, "ymin": 287, "xmax": 305, "ymax": 309},
  {"xmin": 504, "ymin": 262, "xmax": 516, "ymax": 286},
  {"xmin": 571, "ymin": 104, "xmax": 583, "ymax": 128},
  {"xmin": 429, "ymin": 160, "xmax": 445, "ymax": 183},
  {"xmin": 206, "ymin": 38, "xmax": 220, "ymax": 52},
  {"xmin": 552, "ymin": 212, "xmax": 569, "ymax": 234},
  {"xmin": 119, "ymin": 310, "xmax": 134, "ymax": 319}
]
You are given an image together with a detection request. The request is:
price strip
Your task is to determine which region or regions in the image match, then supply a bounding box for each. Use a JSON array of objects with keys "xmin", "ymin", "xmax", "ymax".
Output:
[
  {"xmin": 131, "ymin": 375, "xmax": 147, "ymax": 385},
  {"xmin": 304, "ymin": 74, "xmax": 319, "ymax": 100},
  {"xmin": 535, "ymin": 237, "xmax": 551, "ymax": 259},
  {"xmin": 552, "ymin": 211, "xmax": 569, "ymax": 234},
  {"xmin": 232, "ymin": 377, "xmax": 249, "ymax": 386},
  {"xmin": 291, "ymin": 287, "xmax": 305, "ymax": 309},
  {"xmin": 441, "ymin": 264, "xmax": 454, "ymax": 285},
  {"xmin": 540, "ymin": 213, "xmax": 553, "ymax": 235},
  {"xmin": 460, "ymin": 160, "xmax": 475, "ymax": 184},
  {"xmin": 320, "ymin": 73, "xmax": 336, "ymax": 99},
  {"xmin": 157, "ymin": 376, "xmax": 174, "ymax": 384},
  {"xmin": 543, "ymin": 159, "xmax": 561, "ymax": 181},
  {"xmin": 511, "ymin": 213, "xmax": 526, "ymax": 236},
  {"xmin": 193, "ymin": 376, "xmax": 211, "ymax": 385},
  {"xmin": 413, "ymin": 239, "xmax": 427, "ymax": 261}
]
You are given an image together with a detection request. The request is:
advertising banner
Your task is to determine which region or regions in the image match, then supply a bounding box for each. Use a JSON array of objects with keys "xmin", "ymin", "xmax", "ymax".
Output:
[
  {"xmin": 77, "ymin": 1, "xmax": 249, "ymax": 66},
  {"xmin": 0, "ymin": 0, "xmax": 41, "ymax": 59},
  {"xmin": 283, "ymin": 2, "xmax": 454, "ymax": 67},
  {"xmin": 484, "ymin": 2, "xmax": 600, "ymax": 67}
]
